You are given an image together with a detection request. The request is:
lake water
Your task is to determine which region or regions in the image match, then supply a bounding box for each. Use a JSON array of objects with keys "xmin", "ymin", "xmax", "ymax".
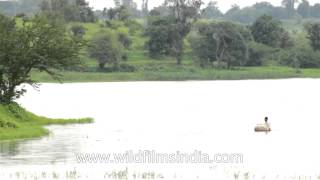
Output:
[{"xmin": 1, "ymin": 80, "xmax": 320, "ymax": 179}]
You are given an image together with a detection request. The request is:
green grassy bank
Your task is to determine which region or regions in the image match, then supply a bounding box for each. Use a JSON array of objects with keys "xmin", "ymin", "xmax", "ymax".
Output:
[
  {"xmin": 31, "ymin": 66, "xmax": 320, "ymax": 83},
  {"xmin": 0, "ymin": 103, "xmax": 93, "ymax": 141}
]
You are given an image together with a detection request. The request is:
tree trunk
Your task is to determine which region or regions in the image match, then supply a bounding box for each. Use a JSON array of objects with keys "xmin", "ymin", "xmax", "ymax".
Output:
[
  {"xmin": 176, "ymin": 43, "xmax": 183, "ymax": 65},
  {"xmin": 0, "ymin": 82, "xmax": 17, "ymax": 104},
  {"xmin": 176, "ymin": 55, "xmax": 182, "ymax": 65}
]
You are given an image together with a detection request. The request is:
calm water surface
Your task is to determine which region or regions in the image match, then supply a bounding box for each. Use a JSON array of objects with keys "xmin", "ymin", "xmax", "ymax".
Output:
[{"xmin": 1, "ymin": 80, "xmax": 320, "ymax": 179}]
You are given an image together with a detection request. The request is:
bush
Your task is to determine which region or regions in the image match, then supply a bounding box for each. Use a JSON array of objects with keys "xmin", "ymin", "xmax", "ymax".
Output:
[
  {"xmin": 0, "ymin": 120, "xmax": 17, "ymax": 128},
  {"xmin": 145, "ymin": 17, "xmax": 176, "ymax": 58},
  {"xmin": 246, "ymin": 42, "xmax": 274, "ymax": 66},
  {"xmin": 124, "ymin": 19, "xmax": 143, "ymax": 35},
  {"xmin": 105, "ymin": 20, "xmax": 124, "ymax": 29},
  {"xmin": 250, "ymin": 15, "xmax": 285, "ymax": 47},
  {"xmin": 117, "ymin": 28, "xmax": 132, "ymax": 49},
  {"xmin": 70, "ymin": 24, "xmax": 86, "ymax": 37},
  {"xmin": 88, "ymin": 30, "xmax": 124, "ymax": 69},
  {"xmin": 15, "ymin": 13, "xmax": 26, "ymax": 18},
  {"xmin": 96, "ymin": 64, "xmax": 136, "ymax": 72},
  {"xmin": 188, "ymin": 32, "xmax": 215, "ymax": 68},
  {"xmin": 279, "ymin": 45, "xmax": 320, "ymax": 68},
  {"xmin": 213, "ymin": 61, "xmax": 228, "ymax": 69},
  {"xmin": 119, "ymin": 64, "xmax": 136, "ymax": 72}
]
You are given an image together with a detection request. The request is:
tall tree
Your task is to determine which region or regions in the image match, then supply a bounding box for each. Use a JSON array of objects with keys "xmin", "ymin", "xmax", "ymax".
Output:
[
  {"xmin": 305, "ymin": 23, "xmax": 320, "ymax": 51},
  {"xmin": 40, "ymin": 0, "xmax": 96, "ymax": 22},
  {"xmin": 141, "ymin": 0, "xmax": 149, "ymax": 16},
  {"xmin": 297, "ymin": 0, "xmax": 310, "ymax": 17},
  {"xmin": 282, "ymin": 0, "xmax": 299, "ymax": 12},
  {"xmin": 225, "ymin": 4, "xmax": 240, "ymax": 15},
  {"xmin": 113, "ymin": 0, "xmax": 139, "ymax": 17},
  {"xmin": 189, "ymin": 21, "xmax": 251, "ymax": 68},
  {"xmin": 250, "ymin": 15, "xmax": 285, "ymax": 47},
  {"xmin": 0, "ymin": 14, "xmax": 83, "ymax": 104},
  {"xmin": 201, "ymin": 1, "xmax": 223, "ymax": 19},
  {"xmin": 122, "ymin": 0, "xmax": 137, "ymax": 9},
  {"xmin": 106, "ymin": 8, "xmax": 118, "ymax": 20},
  {"xmin": 114, "ymin": 0, "xmax": 121, "ymax": 7},
  {"xmin": 145, "ymin": 17, "xmax": 176, "ymax": 58},
  {"xmin": 164, "ymin": 0, "xmax": 203, "ymax": 65},
  {"xmin": 311, "ymin": 3, "xmax": 320, "ymax": 18},
  {"xmin": 39, "ymin": 0, "xmax": 51, "ymax": 12}
]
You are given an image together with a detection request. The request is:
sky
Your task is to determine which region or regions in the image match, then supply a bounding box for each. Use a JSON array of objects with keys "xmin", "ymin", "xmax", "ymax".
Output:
[{"xmin": 88, "ymin": 0, "xmax": 320, "ymax": 13}]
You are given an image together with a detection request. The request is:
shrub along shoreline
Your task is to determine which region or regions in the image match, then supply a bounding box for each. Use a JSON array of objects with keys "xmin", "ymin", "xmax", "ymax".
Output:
[{"xmin": 0, "ymin": 103, "xmax": 93, "ymax": 141}]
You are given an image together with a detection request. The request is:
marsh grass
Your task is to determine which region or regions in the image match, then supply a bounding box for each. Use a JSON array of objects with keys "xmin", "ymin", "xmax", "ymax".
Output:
[{"xmin": 0, "ymin": 103, "xmax": 93, "ymax": 140}]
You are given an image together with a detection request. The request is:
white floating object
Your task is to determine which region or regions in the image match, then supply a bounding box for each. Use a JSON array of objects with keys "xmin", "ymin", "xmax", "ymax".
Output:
[{"xmin": 254, "ymin": 124, "xmax": 271, "ymax": 132}]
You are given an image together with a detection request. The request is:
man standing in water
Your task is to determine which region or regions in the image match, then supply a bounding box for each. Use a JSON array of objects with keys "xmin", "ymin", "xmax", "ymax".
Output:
[
  {"xmin": 264, "ymin": 117, "xmax": 271, "ymax": 131},
  {"xmin": 254, "ymin": 117, "xmax": 271, "ymax": 132}
]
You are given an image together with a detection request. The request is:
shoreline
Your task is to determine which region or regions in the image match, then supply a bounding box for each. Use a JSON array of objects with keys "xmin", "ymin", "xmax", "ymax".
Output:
[
  {"xmin": 0, "ymin": 103, "xmax": 93, "ymax": 141},
  {"xmin": 30, "ymin": 66, "xmax": 320, "ymax": 83}
]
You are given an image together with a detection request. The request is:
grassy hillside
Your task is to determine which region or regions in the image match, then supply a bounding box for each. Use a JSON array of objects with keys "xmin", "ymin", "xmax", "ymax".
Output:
[
  {"xmin": 0, "ymin": 103, "xmax": 93, "ymax": 140},
  {"xmin": 27, "ymin": 20, "xmax": 320, "ymax": 82}
]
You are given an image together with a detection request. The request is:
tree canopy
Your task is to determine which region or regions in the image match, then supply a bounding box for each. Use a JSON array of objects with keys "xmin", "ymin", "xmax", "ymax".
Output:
[
  {"xmin": 88, "ymin": 31, "xmax": 124, "ymax": 70},
  {"xmin": 305, "ymin": 22, "xmax": 320, "ymax": 51},
  {"xmin": 40, "ymin": 0, "xmax": 96, "ymax": 22},
  {"xmin": 147, "ymin": 0, "xmax": 203, "ymax": 65},
  {"xmin": 0, "ymin": 14, "xmax": 83, "ymax": 104},
  {"xmin": 190, "ymin": 21, "xmax": 251, "ymax": 68},
  {"xmin": 250, "ymin": 15, "xmax": 286, "ymax": 48}
]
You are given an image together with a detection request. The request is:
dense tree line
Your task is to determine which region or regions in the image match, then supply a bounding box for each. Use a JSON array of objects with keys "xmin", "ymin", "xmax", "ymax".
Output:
[
  {"xmin": 0, "ymin": 0, "xmax": 96, "ymax": 22},
  {"xmin": 145, "ymin": 9, "xmax": 320, "ymax": 69},
  {"xmin": 200, "ymin": 0, "xmax": 320, "ymax": 24},
  {"xmin": 4, "ymin": 0, "xmax": 320, "ymax": 23},
  {"xmin": 40, "ymin": 0, "xmax": 96, "ymax": 22},
  {"xmin": 0, "ymin": 0, "xmax": 42, "ymax": 16}
]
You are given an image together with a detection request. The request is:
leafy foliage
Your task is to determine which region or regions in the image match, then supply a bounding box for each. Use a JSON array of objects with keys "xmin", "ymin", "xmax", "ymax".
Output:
[
  {"xmin": 88, "ymin": 31, "xmax": 124, "ymax": 70},
  {"xmin": 247, "ymin": 42, "xmax": 274, "ymax": 66},
  {"xmin": 250, "ymin": 15, "xmax": 286, "ymax": 48},
  {"xmin": 305, "ymin": 22, "xmax": 320, "ymax": 51},
  {"xmin": 279, "ymin": 44, "xmax": 320, "ymax": 68},
  {"xmin": 40, "ymin": 0, "xmax": 96, "ymax": 22},
  {"xmin": 145, "ymin": 17, "xmax": 177, "ymax": 58},
  {"xmin": 71, "ymin": 24, "xmax": 86, "ymax": 38},
  {"xmin": 201, "ymin": 1, "xmax": 223, "ymax": 19},
  {"xmin": 0, "ymin": 14, "xmax": 83, "ymax": 104},
  {"xmin": 190, "ymin": 21, "xmax": 252, "ymax": 68},
  {"xmin": 297, "ymin": 0, "xmax": 311, "ymax": 18},
  {"xmin": 146, "ymin": 0, "xmax": 203, "ymax": 65}
]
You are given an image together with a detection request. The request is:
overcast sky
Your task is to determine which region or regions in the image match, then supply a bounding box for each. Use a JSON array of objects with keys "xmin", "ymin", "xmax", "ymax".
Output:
[{"xmin": 88, "ymin": 0, "xmax": 320, "ymax": 12}]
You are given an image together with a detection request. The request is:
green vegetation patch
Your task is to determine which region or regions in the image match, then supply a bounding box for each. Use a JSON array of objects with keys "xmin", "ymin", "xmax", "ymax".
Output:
[
  {"xmin": 0, "ymin": 103, "xmax": 93, "ymax": 141},
  {"xmin": 30, "ymin": 66, "xmax": 320, "ymax": 83}
]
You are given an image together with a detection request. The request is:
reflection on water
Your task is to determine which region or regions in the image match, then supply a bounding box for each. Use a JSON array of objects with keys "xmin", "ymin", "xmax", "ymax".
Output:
[
  {"xmin": 0, "ymin": 80, "xmax": 320, "ymax": 179},
  {"xmin": 0, "ymin": 125, "xmax": 84, "ymax": 166},
  {"xmin": 0, "ymin": 141, "xmax": 19, "ymax": 157}
]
